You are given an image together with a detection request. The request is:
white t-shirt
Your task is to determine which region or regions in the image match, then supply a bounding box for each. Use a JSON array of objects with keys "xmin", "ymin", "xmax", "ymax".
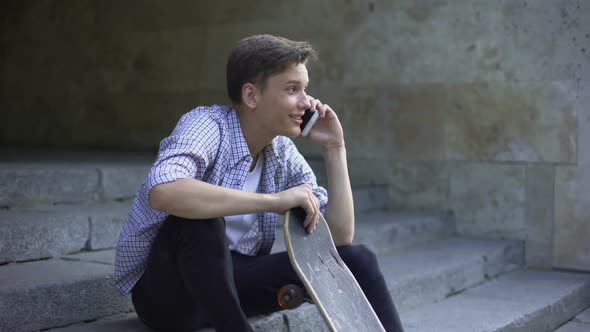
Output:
[{"xmin": 224, "ymin": 153, "xmax": 264, "ymax": 250}]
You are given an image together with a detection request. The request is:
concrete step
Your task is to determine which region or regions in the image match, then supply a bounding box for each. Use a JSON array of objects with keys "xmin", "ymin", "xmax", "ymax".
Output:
[
  {"xmin": 278, "ymin": 237, "xmax": 524, "ymax": 331},
  {"xmin": 26, "ymin": 208, "xmax": 452, "ymax": 266},
  {"xmin": 0, "ymin": 158, "xmax": 152, "ymax": 207},
  {"xmin": 553, "ymin": 307, "xmax": 590, "ymax": 332},
  {"xmin": 0, "ymin": 202, "xmax": 131, "ymax": 264},
  {"xmin": 272, "ymin": 211, "xmax": 454, "ymax": 255},
  {"xmin": 351, "ymin": 185, "xmax": 392, "ymax": 213},
  {"xmin": 0, "ymin": 252, "xmax": 133, "ymax": 332},
  {"xmin": 402, "ymin": 269, "xmax": 590, "ymax": 332},
  {"xmin": 1, "ymin": 153, "xmax": 384, "ymax": 210},
  {"xmin": 23, "ymin": 237, "xmax": 522, "ymax": 332}
]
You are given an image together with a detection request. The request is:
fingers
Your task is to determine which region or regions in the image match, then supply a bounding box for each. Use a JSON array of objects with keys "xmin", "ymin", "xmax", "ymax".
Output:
[
  {"xmin": 308, "ymin": 194, "xmax": 320, "ymax": 234},
  {"xmin": 300, "ymin": 185, "xmax": 320, "ymax": 234},
  {"xmin": 307, "ymin": 96, "xmax": 333, "ymax": 119}
]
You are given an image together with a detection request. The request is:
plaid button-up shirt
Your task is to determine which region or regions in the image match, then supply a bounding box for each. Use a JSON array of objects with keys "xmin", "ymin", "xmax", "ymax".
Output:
[{"xmin": 114, "ymin": 105, "xmax": 328, "ymax": 295}]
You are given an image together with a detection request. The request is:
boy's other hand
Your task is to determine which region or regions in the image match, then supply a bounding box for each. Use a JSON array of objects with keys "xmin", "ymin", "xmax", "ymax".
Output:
[{"xmin": 272, "ymin": 184, "xmax": 319, "ymax": 233}]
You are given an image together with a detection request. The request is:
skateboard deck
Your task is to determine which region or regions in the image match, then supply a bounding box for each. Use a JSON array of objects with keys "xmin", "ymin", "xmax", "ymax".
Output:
[{"xmin": 283, "ymin": 207, "xmax": 385, "ymax": 331}]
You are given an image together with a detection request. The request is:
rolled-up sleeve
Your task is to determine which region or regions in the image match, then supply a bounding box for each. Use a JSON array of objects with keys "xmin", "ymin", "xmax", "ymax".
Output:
[
  {"xmin": 282, "ymin": 140, "xmax": 328, "ymax": 216},
  {"xmin": 145, "ymin": 112, "xmax": 221, "ymax": 195}
]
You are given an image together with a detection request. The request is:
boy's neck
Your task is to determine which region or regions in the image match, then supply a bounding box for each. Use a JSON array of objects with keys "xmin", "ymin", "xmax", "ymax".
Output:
[{"xmin": 234, "ymin": 105, "xmax": 274, "ymax": 161}]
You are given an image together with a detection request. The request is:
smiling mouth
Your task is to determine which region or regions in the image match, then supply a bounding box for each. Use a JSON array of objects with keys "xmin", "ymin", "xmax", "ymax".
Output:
[{"xmin": 289, "ymin": 114, "xmax": 303, "ymax": 123}]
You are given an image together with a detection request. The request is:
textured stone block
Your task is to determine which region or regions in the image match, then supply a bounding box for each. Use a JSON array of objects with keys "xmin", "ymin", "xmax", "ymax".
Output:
[
  {"xmin": 390, "ymin": 161, "xmax": 449, "ymax": 212},
  {"xmin": 554, "ymin": 165, "xmax": 590, "ymax": 271},
  {"xmin": 13, "ymin": 236, "xmax": 530, "ymax": 332},
  {"xmin": 340, "ymin": 87, "xmax": 398, "ymax": 159},
  {"xmin": 0, "ymin": 259, "xmax": 133, "ymax": 332},
  {"xmin": 393, "ymin": 84, "xmax": 447, "ymax": 160},
  {"xmin": 499, "ymin": 1, "xmax": 590, "ymax": 82},
  {"xmin": 273, "ymin": 211, "xmax": 453, "ymax": 256},
  {"xmin": 295, "ymin": 85, "xmax": 399, "ymax": 161},
  {"xmin": 298, "ymin": 83, "xmax": 448, "ymax": 164},
  {"xmin": 90, "ymin": 27, "xmax": 207, "ymax": 94},
  {"xmin": 352, "ymin": 185, "xmax": 391, "ymax": 213},
  {"xmin": 553, "ymin": 81, "xmax": 590, "ymax": 272},
  {"xmin": 0, "ymin": 202, "xmax": 130, "ymax": 263},
  {"xmin": 48, "ymin": 313, "xmax": 150, "ymax": 332},
  {"xmin": 446, "ymin": 81, "xmax": 577, "ymax": 163},
  {"xmin": 354, "ymin": 212, "xmax": 454, "ymax": 255},
  {"xmin": 555, "ymin": 320, "xmax": 590, "ymax": 332},
  {"xmin": 347, "ymin": 157, "xmax": 393, "ymax": 186},
  {"xmin": 100, "ymin": 165, "xmax": 150, "ymax": 200},
  {"xmin": 282, "ymin": 303, "xmax": 329, "ymax": 332},
  {"xmin": 65, "ymin": 250, "xmax": 116, "ymax": 266},
  {"xmin": 65, "ymin": 91, "xmax": 199, "ymax": 149},
  {"xmin": 383, "ymin": 238, "xmax": 523, "ymax": 311},
  {"xmin": 525, "ymin": 165, "xmax": 555, "ymax": 268},
  {"xmin": 450, "ymin": 163, "xmax": 526, "ymax": 239},
  {"xmin": 0, "ymin": 164, "xmax": 100, "ymax": 206},
  {"xmin": 88, "ymin": 204, "xmax": 130, "ymax": 250},
  {"xmin": 0, "ymin": 209, "xmax": 89, "ymax": 263},
  {"xmin": 402, "ymin": 270, "xmax": 590, "ymax": 332},
  {"xmin": 250, "ymin": 312, "xmax": 288, "ymax": 332},
  {"xmin": 90, "ymin": 0, "xmax": 207, "ymax": 32}
]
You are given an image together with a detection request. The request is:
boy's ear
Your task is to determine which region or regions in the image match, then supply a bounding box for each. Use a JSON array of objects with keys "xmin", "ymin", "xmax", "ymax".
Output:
[{"xmin": 241, "ymin": 83, "xmax": 257, "ymax": 109}]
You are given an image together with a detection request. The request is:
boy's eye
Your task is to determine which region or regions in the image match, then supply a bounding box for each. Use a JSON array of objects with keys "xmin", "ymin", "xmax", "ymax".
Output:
[{"xmin": 288, "ymin": 87, "xmax": 297, "ymax": 93}]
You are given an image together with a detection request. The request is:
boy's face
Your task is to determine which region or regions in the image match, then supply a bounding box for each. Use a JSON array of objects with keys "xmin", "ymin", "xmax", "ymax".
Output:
[{"xmin": 254, "ymin": 63, "xmax": 312, "ymax": 138}]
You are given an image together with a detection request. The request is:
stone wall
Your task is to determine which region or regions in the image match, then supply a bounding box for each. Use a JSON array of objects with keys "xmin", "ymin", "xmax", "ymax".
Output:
[{"xmin": 1, "ymin": 0, "xmax": 588, "ymax": 271}]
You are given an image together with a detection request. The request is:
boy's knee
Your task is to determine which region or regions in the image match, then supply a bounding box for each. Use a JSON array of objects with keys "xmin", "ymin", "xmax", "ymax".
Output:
[{"xmin": 338, "ymin": 244, "xmax": 379, "ymax": 273}]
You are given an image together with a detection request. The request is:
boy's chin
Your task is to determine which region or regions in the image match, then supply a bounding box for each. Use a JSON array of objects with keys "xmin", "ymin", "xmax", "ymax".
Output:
[
  {"xmin": 289, "ymin": 130, "xmax": 303, "ymax": 139},
  {"xmin": 281, "ymin": 127, "xmax": 302, "ymax": 139}
]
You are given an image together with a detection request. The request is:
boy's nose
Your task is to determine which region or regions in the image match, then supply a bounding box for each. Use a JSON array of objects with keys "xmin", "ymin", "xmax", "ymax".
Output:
[{"xmin": 300, "ymin": 95, "xmax": 312, "ymax": 110}]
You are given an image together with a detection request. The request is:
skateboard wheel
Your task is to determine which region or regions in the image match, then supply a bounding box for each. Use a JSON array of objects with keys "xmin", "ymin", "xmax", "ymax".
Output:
[{"xmin": 277, "ymin": 284, "xmax": 304, "ymax": 310}]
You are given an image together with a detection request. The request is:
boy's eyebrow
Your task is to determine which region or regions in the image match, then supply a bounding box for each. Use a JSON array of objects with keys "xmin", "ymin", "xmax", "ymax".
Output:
[{"xmin": 284, "ymin": 80, "xmax": 309, "ymax": 85}]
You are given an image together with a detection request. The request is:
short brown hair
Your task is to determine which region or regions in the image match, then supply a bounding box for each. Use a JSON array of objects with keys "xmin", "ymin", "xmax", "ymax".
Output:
[{"xmin": 226, "ymin": 34, "xmax": 317, "ymax": 104}]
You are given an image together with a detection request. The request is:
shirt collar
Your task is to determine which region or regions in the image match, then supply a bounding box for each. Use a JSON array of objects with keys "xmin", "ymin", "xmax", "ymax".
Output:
[
  {"xmin": 262, "ymin": 137, "xmax": 280, "ymax": 166},
  {"xmin": 226, "ymin": 107, "xmax": 281, "ymax": 168},
  {"xmin": 227, "ymin": 108, "xmax": 251, "ymax": 167}
]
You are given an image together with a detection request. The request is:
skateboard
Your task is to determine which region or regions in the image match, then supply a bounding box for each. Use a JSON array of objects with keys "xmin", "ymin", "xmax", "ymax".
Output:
[{"xmin": 279, "ymin": 207, "xmax": 385, "ymax": 331}]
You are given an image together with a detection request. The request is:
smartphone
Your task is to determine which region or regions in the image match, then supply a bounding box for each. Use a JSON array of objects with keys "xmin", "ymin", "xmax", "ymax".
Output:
[{"xmin": 300, "ymin": 109, "xmax": 319, "ymax": 137}]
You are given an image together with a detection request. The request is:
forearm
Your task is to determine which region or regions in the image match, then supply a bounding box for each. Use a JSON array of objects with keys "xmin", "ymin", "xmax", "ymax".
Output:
[
  {"xmin": 149, "ymin": 178, "xmax": 276, "ymax": 219},
  {"xmin": 324, "ymin": 146, "xmax": 355, "ymax": 245}
]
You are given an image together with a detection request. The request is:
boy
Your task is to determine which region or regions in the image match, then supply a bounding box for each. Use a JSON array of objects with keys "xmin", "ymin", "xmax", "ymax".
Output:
[{"xmin": 115, "ymin": 34, "xmax": 404, "ymax": 332}]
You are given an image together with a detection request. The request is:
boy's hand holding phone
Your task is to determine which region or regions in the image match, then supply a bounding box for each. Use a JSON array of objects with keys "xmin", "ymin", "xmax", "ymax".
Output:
[
  {"xmin": 300, "ymin": 108, "xmax": 320, "ymax": 137},
  {"xmin": 301, "ymin": 97, "xmax": 344, "ymax": 151}
]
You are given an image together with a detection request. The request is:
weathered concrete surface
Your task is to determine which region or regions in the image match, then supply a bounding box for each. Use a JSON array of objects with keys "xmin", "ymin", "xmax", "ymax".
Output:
[
  {"xmin": 354, "ymin": 212, "xmax": 454, "ymax": 255},
  {"xmin": 0, "ymin": 202, "xmax": 130, "ymax": 263},
  {"xmin": 0, "ymin": 208, "xmax": 89, "ymax": 263},
  {"xmin": 282, "ymin": 303, "xmax": 329, "ymax": 332},
  {"xmin": 351, "ymin": 185, "xmax": 391, "ymax": 213},
  {"xmin": 0, "ymin": 259, "xmax": 133, "ymax": 332},
  {"xmin": 100, "ymin": 165, "xmax": 150, "ymax": 200},
  {"xmin": 9, "ymin": 235, "xmax": 522, "ymax": 332},
  {"xmin": 382, "ymin": 238, "xmax": 523, "ymax": 311},
  {"xmin": 272, "ymin": 210, "xmax": 453, "ymax": 255},
  {"xmin": 0, "ymin": 159, "xmax": 150, "ymax": 207},
  {"xmin": 63, "ymin": 249, "xmax": 116, "ymax": 266},
  {"xmin": 450, "ymin": 163, "xmax": 526, "ymax": 240},
  {"xmin": 554, "ymin": 307, "xmax": 590, "ymax": 332},
  {"xmin": 0, "ymin": 164, "xmax": 101, "ymax": 206},
  {"xmin": 525, "ymin": 165, "xmax": 555, "ymax": 268},
  {"xmin": 402, "ymin": 270, "xmax": 590, "ymax": 332},
  {"xmin": 48, "ymin": 311, "xmax": 287, "ymax": 332},
  {"xmin": 553, "ymin": 81, "xmax": 590, "ymax": 272},
  {"xmin": 446, "ymin": 81, "xmax": 576, "ymax": 163},
  {"xmin": 86, "ymin": 204, "xmax": 130, "ymax": 250},
  {"xmin": 390, "ymin": 160, "xmax": 450, "ymax": 212}
]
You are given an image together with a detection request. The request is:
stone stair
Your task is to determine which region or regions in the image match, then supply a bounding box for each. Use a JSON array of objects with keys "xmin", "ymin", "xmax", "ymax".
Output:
[{"xmin": 0, "ymin": 153, "xmax": 589, "ymax": 332}]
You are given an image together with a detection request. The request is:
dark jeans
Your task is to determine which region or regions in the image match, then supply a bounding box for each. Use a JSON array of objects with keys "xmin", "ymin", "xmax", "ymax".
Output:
[{"xmin": 131, "ymin": 215, "xmax": 404, "ymax": 332}]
